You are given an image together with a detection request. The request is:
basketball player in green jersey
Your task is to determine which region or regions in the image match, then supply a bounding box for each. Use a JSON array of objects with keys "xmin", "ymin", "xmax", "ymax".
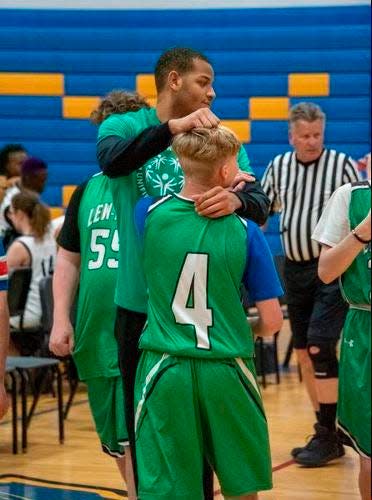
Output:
[
  {"xmin": 97, "ymin": 48, "xmax": 270, "ymax": 497},
  {"xmin": 313, "ymin": 153, "xmax": 371, "ymax": 500},
  {"xmin": 49, "ymin": 91, "xmax": 149, "ymax": 497},
  {"xmin": 134, "ymin": 127, "xmax": 283, "ymax": 499}
]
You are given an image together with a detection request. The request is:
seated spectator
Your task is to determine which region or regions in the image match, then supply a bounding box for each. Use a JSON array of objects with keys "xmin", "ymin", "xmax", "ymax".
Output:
[
  {"xmin": 0, "ymin": 156, "xmax": 48, "ymax": 247},
  {"xmin": 6, "ymin": 191, "xmax": 56, "ymax": 355},
  {"xmin": 0, "ymin": 144, "xmax": 28, "ymax": 203}
]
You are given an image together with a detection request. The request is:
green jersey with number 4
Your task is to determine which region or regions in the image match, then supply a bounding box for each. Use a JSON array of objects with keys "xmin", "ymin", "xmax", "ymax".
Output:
[
  {"xmin": 97, "ymin": 108, "xmax": 252, "ymax": 313},
  {"xmin": 140, "ymin": 196, "xmax": 257, "ymax": 359},
  {"xmin": 73, "ymin": 172, "xmax": 120, "ymax": 380}
]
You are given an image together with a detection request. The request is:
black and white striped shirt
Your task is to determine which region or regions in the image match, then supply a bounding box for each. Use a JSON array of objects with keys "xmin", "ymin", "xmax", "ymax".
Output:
[{"xmin": 261, "ymin": 149, "xmax": 359, "ymax": 262}]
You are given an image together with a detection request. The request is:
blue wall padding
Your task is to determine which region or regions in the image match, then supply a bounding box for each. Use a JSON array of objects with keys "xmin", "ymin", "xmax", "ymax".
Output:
[
  {"xmin": 65, "ymin": 75, "xmax": 136, "ymax": 95},
  {"xmin": 47, "ymin": 162, "xmax": 99, "ymax": 185},
  {"xmin": 0, "ymin": 26, "xmax": 369, "ymax": 52},
  {"xmin": 250, "ymin": 120, "xmax": 370, "ymax": 144},
  {"xmin": 0, "ymin": 6, "xmax": 369, "ymax": 28},
  {"xmin": 290, "ymin": 97, "xmax": 370, "ymax": 119},
  {"xmin": 0, "ymin": 49, "xmax": 369, "ymax": 74},
  {"xmin": 0, "ymin": 119, "xmax": 97, "ymax": 141}
]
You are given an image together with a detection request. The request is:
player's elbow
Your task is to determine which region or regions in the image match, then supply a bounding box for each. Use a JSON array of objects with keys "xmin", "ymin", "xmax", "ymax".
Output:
[
  {"xmin": 318, "ymin": 257, "xmax": 336, "ymax": 284},
  {"xmin": 318, "ymin": 268, "xmax": 335, "ymax": 284}
]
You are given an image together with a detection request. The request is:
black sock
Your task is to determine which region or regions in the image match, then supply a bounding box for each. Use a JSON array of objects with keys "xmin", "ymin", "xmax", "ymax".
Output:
[
  {"xmin": 315, "ymin": 410, "xmax": 321, "ymax": 423},
  {"xmin": 319, "ymin": 403, "xmax": 337, "ymax": 432}
]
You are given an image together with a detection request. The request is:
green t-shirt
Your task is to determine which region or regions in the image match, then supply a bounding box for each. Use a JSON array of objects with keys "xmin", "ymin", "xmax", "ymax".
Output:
[
  {"xmin": 137, "ymin": 195, "xmax": 282, "ymax": 358},
  {"xmin": 97, "ymin": 108, "xmax": 252, "ymax": 313},
  {"xmin": 73, "ymin": 173, "xmax": 120, "ymax": 380},
  {"xmin": 341, "ymin": 182, "xmax": 371, "ymax": 306}
]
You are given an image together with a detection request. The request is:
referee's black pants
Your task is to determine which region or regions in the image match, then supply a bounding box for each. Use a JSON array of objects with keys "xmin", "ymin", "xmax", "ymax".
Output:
[{"xmin": 114, "ymin": 306, "xmax": 214, "ymax": 500}]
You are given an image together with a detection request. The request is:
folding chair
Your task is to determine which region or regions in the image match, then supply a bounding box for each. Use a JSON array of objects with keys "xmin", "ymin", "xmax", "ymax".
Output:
[
  {"xmin": 5, "ymin": 359, "xmax": 18, "ymax": 454},
  {"xmin": 8, "ymin": 267, "xmax": 44, "ymax": 356},
  {"xmin": 6, "ymin": 356, "xmax": 64, "ymax": 453},
  {"xmin": 39, "ymin": 276, "xmax": 80, "ymax": 419}
]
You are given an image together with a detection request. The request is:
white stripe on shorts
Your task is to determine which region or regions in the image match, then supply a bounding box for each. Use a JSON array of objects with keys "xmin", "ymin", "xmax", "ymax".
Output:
[
  {"xmin": 235, "ymin": 357, "xmax": 260, "ymax": 396},
  {"xmin": 135, "ymin": 353, "xmax": 170, "ymax": 433}
]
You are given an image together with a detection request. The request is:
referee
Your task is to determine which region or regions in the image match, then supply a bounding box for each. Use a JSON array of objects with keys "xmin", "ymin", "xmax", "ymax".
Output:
[{"xmin": 261, "ymin": 102, "xmax": 359, "ymax": 467}]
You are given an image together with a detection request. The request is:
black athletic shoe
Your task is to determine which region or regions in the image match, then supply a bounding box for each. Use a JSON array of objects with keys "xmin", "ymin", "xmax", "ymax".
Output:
[
  {"xmin": 291, "ymin": 445, "xmax": 304, "ymax": 458},
  {"xmin": 293, "ymin": 423, "xmax": 345, "ymax": 467}
]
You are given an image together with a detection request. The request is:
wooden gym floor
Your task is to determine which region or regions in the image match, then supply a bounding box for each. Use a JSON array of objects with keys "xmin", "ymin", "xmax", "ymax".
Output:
[{"xmin": 0, "ymin": 323, "xmax": 360, "ymax": 499}]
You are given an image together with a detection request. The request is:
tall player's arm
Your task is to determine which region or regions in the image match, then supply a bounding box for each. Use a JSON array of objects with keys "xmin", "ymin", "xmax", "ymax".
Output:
[
  {"xmin": 0, "ymin": 240, "xmax": 9, "ymax": 420},
  {"xmin": 243, "ymin": 221, "xmax": 283, "ymax": 336},
  {"xmin": 312, "ymin": 184, "xmax": 371, "ymax": 284},
  {"xmin": 97, "ymin": 109, "xmax": 219, "ymax": 178},
  {"xmin": 49, "ymin": 184, "xmax": 86, "ymax": 357},
  {"xmin": 234, "ymin": 146, "xmax": 270, "ymax": 224}
]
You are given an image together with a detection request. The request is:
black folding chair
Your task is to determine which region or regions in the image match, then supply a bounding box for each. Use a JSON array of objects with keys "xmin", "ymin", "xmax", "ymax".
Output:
[
  {"xmin": 5, "ymin": 359, "xmax": 18, "ymax": 454},
  {"xmin": 8, "ymin": 267, "xmax": 45, "ymax": 357},
  {"xmin": 7, "ymin": 267, "xmax": 32, "ymax": 324},
  {"xmin": 39, "ymin": 276, "xmax": 80, "ymax": 419},
  {"xmin": 6, "ymin": 356, "xmax": 64, "ymax": 453}
]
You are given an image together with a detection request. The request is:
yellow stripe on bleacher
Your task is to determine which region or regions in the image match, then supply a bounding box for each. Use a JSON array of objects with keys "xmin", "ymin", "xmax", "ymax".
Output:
[
  {"xmin": 249, "ymin": 97, "xmax": 289, "ymax": 120},
  {"xmin": 62, "ymin": 185, "xmax": 77, "ymax": 208},
  {"xmin": 0, "ymin": 72, "xmax": 64, "ymax": 96},
  {"xmin": 136, "ymin": 74, "xmax": 157, "ymax": 98},
  {"xmin": 221, "ymin": 120, "xmax": 251, "ymax": 143},
  {"xmin": 49, "ymin": 207, "xmax": 64, "ymax": 219},
  {"xmin": 289, "ymin": 73, "xmax": 330, "ymax": 97},
  {"xmin": 63, "ymin": 96, "xmax": 101, "ymax": 119}
]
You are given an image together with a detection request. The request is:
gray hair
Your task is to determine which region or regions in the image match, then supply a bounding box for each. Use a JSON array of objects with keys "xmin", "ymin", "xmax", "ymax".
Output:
[{"xmin": 289, "ymin": 102, "xmax": 326, "ymax": 125}]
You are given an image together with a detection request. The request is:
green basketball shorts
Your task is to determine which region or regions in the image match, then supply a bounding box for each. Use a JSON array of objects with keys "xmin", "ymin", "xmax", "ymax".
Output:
[
  {"xmin": 135, "ymin": 351, "xmax": 272, "ymax": 499},
  {"xmin": 338, "ymin": 310, "xmax": 371, "ymax": 457},
  {"xmin": 86, "ymin": 375, "xmax": 128, "ymax": 457}
]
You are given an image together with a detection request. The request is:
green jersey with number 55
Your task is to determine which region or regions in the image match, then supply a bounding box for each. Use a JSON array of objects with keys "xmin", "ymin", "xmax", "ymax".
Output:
[{"xmin": 73, "ymin": 172, "xmax": 119, "ymax": 379}]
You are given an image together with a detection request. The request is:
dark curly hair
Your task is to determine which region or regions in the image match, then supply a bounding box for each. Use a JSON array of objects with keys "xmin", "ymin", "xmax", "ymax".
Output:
[{"xmin": 90, "ymin": 90, "xmax": 150, "ymax": 124}]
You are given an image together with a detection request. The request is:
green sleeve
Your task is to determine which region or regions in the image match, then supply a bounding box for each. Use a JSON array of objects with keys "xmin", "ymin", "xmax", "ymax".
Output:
[{"xmin": 237, "ymin": 146, "xmax": 253, "ymax": 174}]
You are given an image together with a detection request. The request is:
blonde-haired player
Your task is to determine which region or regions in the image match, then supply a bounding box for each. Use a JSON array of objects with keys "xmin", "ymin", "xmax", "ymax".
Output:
[{"xmin": 134, "ymin": 126, "xmax": 283, "ymax": 499}]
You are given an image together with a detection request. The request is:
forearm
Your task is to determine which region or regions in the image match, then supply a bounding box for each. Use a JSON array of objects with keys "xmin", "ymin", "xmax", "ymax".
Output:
[
  {"xmin": 0, "ymin": 294, "xmax": 9, "ymax": 382},
  {"xmin": 53, "ymin": 251, "xmax": 81, "ymax": 324},
  {"xmin": 235, "ymin": 180, "xmax": 270, "ymax": 225},
  {"xmin": 249, "ymin": 298, "xmax": 283, "ymax": 337},
  {"xmin": 319, "ymin": 234, "xmax": 369, "ymax": 284},
  {"xmin": 97, "ymin": 122, "xmax": 173, "ymax": 178}
]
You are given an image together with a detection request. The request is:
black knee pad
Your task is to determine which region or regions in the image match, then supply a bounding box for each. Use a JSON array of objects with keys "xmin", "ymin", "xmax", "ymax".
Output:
[{"xmin": 307, "ymin": 342, "xmax": 338, "ymax": 379}]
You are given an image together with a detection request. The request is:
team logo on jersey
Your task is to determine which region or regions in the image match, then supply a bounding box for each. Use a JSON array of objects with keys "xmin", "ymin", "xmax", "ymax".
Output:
[{"xmin": 137, "ymin": 147, "xmax": 184, "ymax": 197}]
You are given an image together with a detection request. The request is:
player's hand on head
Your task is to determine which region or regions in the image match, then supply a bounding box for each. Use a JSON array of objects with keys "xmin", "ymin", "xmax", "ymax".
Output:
[
  {"xmin": 231, "ymin": 171, "xmax": 255, "ymax": 192},
  {"xmin": 193, "ymin": 186, "xmax": 242, "ymax": 218},
  {"xmin": 49, "ymin": 321, "xmax": 74, "ymax": 357},
  {"xmin": 0, "ymin": 384, "xmax": 9, "ymax": 421},
  {"xmin": 169, "ymin": 109, "xmax": 220, "ymax": 135}
]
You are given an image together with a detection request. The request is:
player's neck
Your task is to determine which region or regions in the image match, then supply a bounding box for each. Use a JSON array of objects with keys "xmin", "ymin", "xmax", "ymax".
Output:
[
  {"xmin": 156, "ymin": 95, "xmax": 187, "ymax": 122},
  {"xmin": 180, "ymin": 179, "xmax": 215, "ymax": 198}
]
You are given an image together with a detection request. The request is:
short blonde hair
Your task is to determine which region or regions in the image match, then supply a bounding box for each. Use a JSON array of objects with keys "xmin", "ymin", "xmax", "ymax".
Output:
[{"xmin": 172, "ymin": 126, "xmax": 240, "ymax": 180}]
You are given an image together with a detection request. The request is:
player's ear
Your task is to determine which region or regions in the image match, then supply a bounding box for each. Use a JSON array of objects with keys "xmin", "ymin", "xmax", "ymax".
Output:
[
  {"xmin": 218, "ymin": 163, "xmax": 229, "ymax": 183},
  {"xmin": 168, "ymin": 70, "xmax": 182, "ymax": 92}
]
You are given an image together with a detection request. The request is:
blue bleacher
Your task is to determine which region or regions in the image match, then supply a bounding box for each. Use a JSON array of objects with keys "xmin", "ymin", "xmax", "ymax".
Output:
[
  {"xmin": 0, "ymin": 49, "xmax": 369, "ymax": 74},
  {"xmin": 0, "ymin": 25, "xmax": 369, "ymax": 52},
  {"xmin": 0, "ymin": 6, "xmax": 368, "ymax": 28},
  {"xmin": 0, "ymin": 4, "xmax": 370, "ymax": 256}
]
